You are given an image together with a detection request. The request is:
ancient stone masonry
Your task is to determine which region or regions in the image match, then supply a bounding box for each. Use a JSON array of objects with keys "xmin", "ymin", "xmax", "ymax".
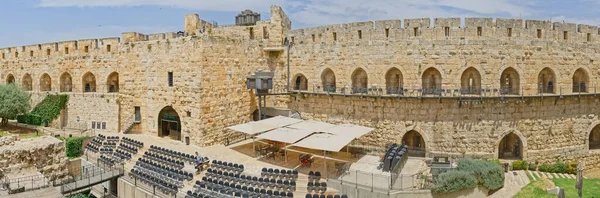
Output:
[
  {"xmin": 0, "ymin": 136, "xmax": 68, "ymax": 182},
  {"xmin": 2, "ymin": 5, "xmax": 600, "ymax": 168}
]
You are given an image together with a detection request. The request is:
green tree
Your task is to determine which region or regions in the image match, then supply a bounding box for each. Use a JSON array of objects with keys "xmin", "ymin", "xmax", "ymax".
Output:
[{"xmin": 0, "ymin": 83, "xmax": 30, "ymax": 126}]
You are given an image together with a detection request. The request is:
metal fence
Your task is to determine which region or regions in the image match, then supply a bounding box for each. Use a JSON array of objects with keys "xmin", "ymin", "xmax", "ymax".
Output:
[
  {"xmin": 331, "ymin": 169, "xmax": 423, "ymax": 192},
  {"xmin": 3, "ymin": 174, "xmax": 50, "ymax": 194}
]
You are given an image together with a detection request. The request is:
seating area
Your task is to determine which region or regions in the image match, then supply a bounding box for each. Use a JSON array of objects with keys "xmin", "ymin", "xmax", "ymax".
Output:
[
  {"xmin": 211, "ymin": 160, "xmax": 245, "ymax": 173},
  {"xmin": 118, "ymin": 143, "xmax": 139, "ymax": 155},
  {"xmin": 204, "ymin": 168, "xmax": 297, "ymax": 192},
  {"xmin": 99, "ymin": 154, "xmax": 116, "ymax": 166},
  {"xmin": 100, "ymin": 148, "xmax": 113, "ymax": 154},
  {"xmin": 189, "ymin": 173, "xmax": 295, "ymax": 198},
  {"xmin": 129, "ymin": 169, "xmax": 180, "ymax": 195},
  {"xmin": 106, "ymin": 136, "xmax": 120, "ymax": 142},
  {"xmin": 86, "ymin": 144, "xmax": 100, "ymax": 153},
  {"xmin": 261, "ymin": 168, "xmax": 298, "ymax": 180},
  {"xmin": 149, "ymin": 145, "xmax": 195, "ymax": 163},
  {"xmin": 304, "ymin": 194, "xmax": 348, "ymax": 198},
  {"xmin": 306, "ymin": 171, "xmax": 325, "ymax": 193},
  {"xmin": 382, "ymin": 144, "xmax": 408, "ymax": 172},
  {"xmin": 143, "ymin": 151, "xmax": 185, "ymax": 169},
  {"xmin": 122, "ymin": 137, "xmax": 144, "ymax": 148},
  {"xmin": 103, "ymin": 141, "xmax": 117, "ymax": 148},
  {"xmin": 113, "ymin": 149, "xmax": 132, "ymax": 161}
]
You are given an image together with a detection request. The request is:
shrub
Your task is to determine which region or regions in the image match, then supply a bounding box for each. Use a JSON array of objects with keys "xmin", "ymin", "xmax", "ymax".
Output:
[
  {"xmin": 512, "ymin": 160, "xmax": 528, "ymax": 170},
  {"xmin": 65, "ymin": 136, "xmax": 87, "ymax": 158},
  {"xmin": 432, "ymin": 170, "xmax": 477, "ymax": 194},
  {"xmin": 539, "ymin": 164, "xmax": 550, "ymax": 172},
  {"xmin": 567, "ymin": 162, "xmax": 578, "ymax": 174},
  {"xmin": 488, "ymin": 159, "xmax": 501, "ymax": 166},
  {"xmin": 18, "ymin": 95, "xmax": 69, "ymax": 126},
  {"xmin": 456, "ymin": 159, "xmax": 505, "ymax": 190},
  {"xmin": 528, "ymin": 163, "xmax": 538, "ymax": 171},
  {"xmin": 551, "ymin": 162, "xmax": 568, "ymax": 173}
]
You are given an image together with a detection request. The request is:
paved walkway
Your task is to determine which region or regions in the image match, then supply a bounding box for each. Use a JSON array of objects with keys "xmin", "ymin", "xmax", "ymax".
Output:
[
  {"xmin": 488, "ymin": 170, "xmax": 530, "ymax": 198},
  {"xmin": 61, "ymin": 169, "xmax": 122, "ymax": 194},
  {"xmin": 0, "ymin": 187, "xmax": 63, "ymax": 198}
]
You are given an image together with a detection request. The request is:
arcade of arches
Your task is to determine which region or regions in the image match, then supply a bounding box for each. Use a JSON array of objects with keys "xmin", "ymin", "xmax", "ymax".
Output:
[
  {"xmin": 401, "ymin": 130, "xmax": 426, "ymax": 157},
  {"xmin": 40, "ymin": 73, "xmax": 52, "ymax": 92},
  {"xmin": 293, "ymin": 74, "xmax": 308, "ymax": 90},
  {"xmin": 82, "ymin": 72, "xmax": 96, "ymax": 92},
  {"xmin": 321, "ymin": 68, "xmax": 336, "ymax": 92},
  {"xmin": 498, "ymin": 133, "xmax": 523, "ymax": 160},
  {"xmin": 60, "ymin": 72, "xmax": 73, "ymax": 92},
  {"xmin": 385, "ymin": 68, "xmax": 403, "ymax": 94},
  {"xmin": 538, "ymin": 67, "xmax": 556, "ymax": 94},
  {"xmin": 158, "ymin": 106, "xmax": 181, "ymax": 140},
  {"xmin": 107, "ymin": 72, "xmax": 119, "ymax": 92},
  {"xmin": 572, "ymin": 68, "xmax": 589, "ymax": 93},
  {"xmin": 22, "ymin": 74, "xmax": 32, "ymax": 91},
  {"xmin": 460, "ymin": 67, "xmax": 482, "ymax": 94},
  {"xmin": 500, "ymin": 67, "xmax": 520, "ymax": 95},
  {"xmin": 590, "ymin": 125, "xmax": 600, "ymax": 150},
  {"xmin": 351, "ymin": 68, "xmax": 368, "ymax": 93}
]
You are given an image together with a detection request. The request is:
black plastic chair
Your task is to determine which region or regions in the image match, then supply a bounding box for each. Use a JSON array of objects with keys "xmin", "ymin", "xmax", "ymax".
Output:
[
  {"xmin": 340, "ymin": 195, "xmax": 348, "ymax": 198},
  {"xmin": 334, "ymin": 195, "xmax": 340, "ymax": 198}
]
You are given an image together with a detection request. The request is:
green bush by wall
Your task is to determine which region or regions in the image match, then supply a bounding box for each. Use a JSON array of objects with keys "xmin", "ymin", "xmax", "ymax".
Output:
[
  {"xmin": 65, "ymin": 136, "xmax": 87, "ymax": 158},
  {"xmin": 17, "ymin": 94, "xmax": 68, "ymax": 125},
  {"xmin": 432, "ymin": 170, "xmax": 477, "ymax": 194},
  {"xmin": 434, "ymin": 159, "xmax": 505, "ymax": 194},
  {"xmin": 512, "ymin": 160, "xmax": 528, "ymax": 170}
]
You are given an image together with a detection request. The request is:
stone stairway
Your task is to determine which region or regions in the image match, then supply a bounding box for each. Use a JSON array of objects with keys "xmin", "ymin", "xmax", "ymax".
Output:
[{"xmin": 488, "ymin": 170, "xmax": 530, "ymax": 198}]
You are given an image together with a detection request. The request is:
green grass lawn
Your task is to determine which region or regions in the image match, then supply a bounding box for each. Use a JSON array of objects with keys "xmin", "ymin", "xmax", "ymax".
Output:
[
  {"xmin": 526, "ymin": 171, "xmax": 534, "ymax": 182},
  {"xmin": 515, "ymin": 178, "xmax": 600, "ymax": 197}
]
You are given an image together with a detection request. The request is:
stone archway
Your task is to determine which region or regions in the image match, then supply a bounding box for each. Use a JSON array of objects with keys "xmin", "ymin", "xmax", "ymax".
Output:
[
  {"xmin": 107, "ymin": 72, "xmax": 119, "ymax": 93},
  {"xmin": 351, "ymin": 67, "xmax": 368, "ymax": 94},
  {"xmin": 572, "ymin": 68, "xmax": 589, "ymax": 93},
  {"xmin": 460, "ymin": 67, "xmax": 482, "ymax": 95},
  {"xmin": 82, "ymin": 72, "xmax": 96, "ymax": 92},
  {"xmin": 293, "ymin": 73, "xmax": 308, "ymax": 91},
  {"xmin": 60, "ymin": 72, "xmax": 73, "ymax": 92},
  {"xmin": 22, "ymin": 74, "xmax": 32, "ymax": 91},
  {"xmin": 158, "ymin": 106, "xmax": 181, "ymax": 140},
  {"xmin": 6, "ymin": 74, "xmax": 14, "ymax": 84},
  {"xmin": 401, "ymin": 130, "xmax": 426, "ymax": 157},
  {"xmin": 385, "ymin": 67, "xmax": 403, "ymax": 94},
  {"xmin": 500, "ymin": 67, "xmax": 520, "ymax": 95},
  {"xmin": 590, "ymin": 124, "xmax": 600, "ymax": 150},
  {"xmin": 422, "ymin": 67, "xmax": 442, "ymax": 94},
  {"xmin": 538, "ymin": 67, "xmax": 556, "ymax": 94},
  {"xmin": 498, "ymin": 132, "xmax": 524, "ymax": 160},
  {"xmin": 40, "ymin": 73, "xmax": 52, "ymax": 92},
  {"xmin": 321, "ymin": 68, "xmax": 336, "ymax": 92}
]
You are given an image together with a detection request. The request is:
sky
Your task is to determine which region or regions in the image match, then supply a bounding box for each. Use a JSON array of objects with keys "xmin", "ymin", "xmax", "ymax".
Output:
[{"xmin": 0, "ymin": 0, "xmax": 599, "ymax": 47}]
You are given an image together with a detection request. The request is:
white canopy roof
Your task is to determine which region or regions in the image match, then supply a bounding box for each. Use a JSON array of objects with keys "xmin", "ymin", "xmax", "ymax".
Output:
[
  {"xmin": 256, "ymin": 116, "xmax": 303, "ymax": 128},
  {"xmin": 323, "ymin": 124, "xmax": 374, "ymax": 139},
  {"xmin": 286, "ymin": 120, "xmax": 336, "ymax": 131},
  {"xmin": 227, "ymin": 116, "xmax": 303, "ymax": 135},
  {"xmin": 292, "ymin": 133, "xmax": 355, "ymax": 152},
  {"xmin": 256, "ymin": 127, "xmax": 314, "ymax": 144}
]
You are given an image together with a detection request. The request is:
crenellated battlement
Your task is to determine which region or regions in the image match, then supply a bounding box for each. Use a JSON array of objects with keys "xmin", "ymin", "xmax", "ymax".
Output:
[
  {"xmin": 288, "ymin": 17, "xmax": 600, "ymax": 45},
  {"xmin": 0, "ymin": 37, "xmax": 121, "ymax": 60}
]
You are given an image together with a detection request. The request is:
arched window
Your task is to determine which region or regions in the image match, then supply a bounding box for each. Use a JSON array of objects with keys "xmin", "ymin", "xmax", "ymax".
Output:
[
  {"xmin": 6, "ymin": 74, "xmax": 14, "ymax": 84},
  {"xmin": 60, "ymin": 72, "xmax": 73, "ymax": 92},
  {"xmin": 538, "ymin": 67, "xmax": 556, "ymax": 94},
  {"xmin": 385, "ymin": 68, "xmax": 403, "ymax": 94},
  {"xmin": 82, "ymin": 72, "xmax": 96, "ymax": 92},
  {"xmin": 460, "ymin": 67, "xmax": 482, "ymax": 95},
  {"xmin": 40, "ymin": 73, "xmax": 52, "ymax": 92},
  {"xmin": 572, "ymin": 68, "xmax": 589, "ymax": 93},
  {"xmin": 351, "ymin": 68, "xmax": 368, "ymax": 94},
  {"xmin": 107, "ymin": 72, "xmax": 119, "ymax": 92},
  {"xmin": 22, "ymin": 74, "xmax": 32, "ymax": 91},
  {"xmin": 500, "ymin": 67, "xmax": 520, "ymax": 95},
  {"xmin": 422, "ymin": 68, "xmax": 442, "ymax": 94},
  {"xmin": 293, "ymin": 73, "xmax": 308, "ymax": 91},
  {"xmin": 498, "ymin": 132, "xmax": 523, "ymax": 160},
  {"xmin": 590, "ymin": 125, "xmax": 600, "ymax": 150},
  {"xmin": 321, "ymin": 68, "xmax": 336, "ymax": 92}
]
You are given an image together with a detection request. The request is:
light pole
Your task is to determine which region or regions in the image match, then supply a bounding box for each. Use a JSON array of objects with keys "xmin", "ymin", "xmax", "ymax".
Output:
[{"xmin": 284, "ymin": 37, "xmax": 294, "ymax": 92}]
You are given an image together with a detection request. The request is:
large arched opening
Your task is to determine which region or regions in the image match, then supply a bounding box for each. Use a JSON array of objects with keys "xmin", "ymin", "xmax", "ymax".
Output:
[
  {"xmin": 60, "ymin": 72, "xmax": 73, "ymax": 92},
  {"xmin": 321, "ymin": 68, "xmax": 336, "ymax": 92},
  {"xmin": 293, "ymin": 73, "xmax": 308, "ymax": 91},
  {"xmin": 385, "ymin": 67, "xmax": 403, "ymax": 94},
  {"xmin": 158, "ymin": 106, "xmax": 181, "ymax": 140},
  {"xmin": 538, "ymin": 67, "xmax": 556, "ymax": 94},
  {"xmin": 460, "ymin": 67, "xmax": 482, "ymax": 95},
  {"xmin": 22, "ymin": 74, "xmax": 32, "ymax": 91},
  {"xmin": 500, "ymin": 67, "xmax": 520, "ymax": 95},
  {"xmin": 590, "ymin": 124, "xmax": 600, "ymax": 150},
  {"xmin": 401, "ymin": 130, "xmax": 426, "ymax": 157},
  {"xmin": 82, "ymin": 72, "xmax": 96, "ymax": 92},
  {"xmin": 572, "ymin": 68, "xmax": 589, "ymax": 93},
  {"xmin": 498, "ymin": 132, "xmax": 523, "ymax": 160},
  {"xmin": 6, "ymin": 74, "xmax": 14, "ymax": 84},
  {"xmin": 422, "ymin": 68, "xmax": 442, "ymax": 94},
  {"xmin": 107, "ymin": 72, "xmax": 119, "ymax": 93},
  {"xmin": 40, "ymin": 73, "xmax": 52, "ymax": 92},
  {"xmin": 351, "ymin": 67, "xmax": 368, "ymax": 94}
]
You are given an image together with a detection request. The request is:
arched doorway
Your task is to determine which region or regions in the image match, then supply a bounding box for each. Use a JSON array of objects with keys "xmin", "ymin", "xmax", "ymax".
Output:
[
  {"xmin": 590, "ymin": 125, "xmax": 600, "ymax": 150},
  {"xmin": 82, "ymin": 72, "xmax": 96, "ymax": 92},
  {"xmin": 60, "ymin": 72, "xmax": 73, "ymax": 92},
  {"xmin": 422, "ymin": 68, "xmax": 442, "ymax": 95},
  {"xmin": 500, "ymin": 67, "xmax": 520, "ymax": 95},
  {"xmin": 321, "ymin": 68, "xmax": 336, "ymax": 92},
  {"xmin": 40, "ymin": 73, "xmax": 52, "ymax": 92},
  {"xmin": 107, "ymin": 72, "xmax": 119, "ymax": 92},
  {"xmin": 538, "ymin": 67, "xmax": 556, "ymax": 94},
  {"xmin": 401, "ymin": 130, "xmax": 426, "ymax": 157},
  {"xmin": 572, "ymin": 68, "xmax": 589, "ymax": 93},
  {"xmin": 293, "ymin": 73, "xmax": 308, "ymax": 90},
  {"xmin": 498, "ymin": 132, "xmax": 523, "ymax": 159},
  {"xmin": 385, "ymin": 67, "xmax": 403, "ymax": 94},
  {"xmin": 460, "ymin": 67, "xmax": 482, "ymax": 95},
  {"xmin": 6, "ymin": 74, "xmax": 14, "ymax": 84},
  {"xmin": 351, "ymin": 67, "xmax": 368, "ymax": 94},
  {"xmin": 158, "ymin": 106, "xmax": 181, "ymax": 140},
  {"xmin": 22, "ymin": 74, "xmax": 32, "ymax": 91}
]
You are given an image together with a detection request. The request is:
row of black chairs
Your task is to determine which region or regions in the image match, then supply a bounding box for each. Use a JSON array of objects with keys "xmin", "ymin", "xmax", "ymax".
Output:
[
  {"xmin": 308, "ymin": 171, "xmax": 322, "ymax": 182},
  {"xmin": 122, "ymin": 137, "xmax": 144, "ymax": 148},
  {"xmin": 86, "ymin": 144, "xmax": 100, "ymax": 153},
  {"xmin": 131, "ymin": 164, "xmax": 185, "ymax": 187},
  {"xmin": 143, "ymin": 151, "xmax": 185, "ymax": 169},
  {"xmin": 136, "ymin": 158, "xmax": 193, "ymax": 181},
  {"xmin": 306, "ymin": 181, "xmax": 327, "ymax": 193},
  {"xmin": 211, "ymin": 160, "xmax": 245, "ymax": 172},
  {"xmin": 100, "ymin": 148, "xmax": 113, "ymax": 154},
  {"xmin": 119, "ymin": 143, "xmax": 139, "ymax": 155},
  {"xmin": 305, "ymin": 194, "xmax": 348, "ymax": 198},
  {"xmin": 261, "ymin": 168, "xmax": 298, "ymax": 180},
  {"xmin": 149, "ymin": 145, "xmax": 195, "ymax": 163},
  {"xmin": 106, "ymin": 136, "xmax": 120, "ymax": 141},
  {"xmin": 129, "ymin": 169, "xmax": 179, "ymax": 195},
  {"xmin": 99, "ymin": 155, "xmax": 115, "ymax": 166},
  {"xmin": 204, "ymin": 170, "xmax": 297, "ymax": 192},
  {"xmin": 103, "ymin": 142, "xmax": 118, "ymax": 148},
  {"xmin": 96, "ymin": 134, "xmax": 106, "ymax": 140},
  {"xmin": 195, "ymin": 178, "xmax": 294, "ymax": 198},
  {"xmin": 113, "ymin": 149, "xmax": 132, "ymax": 161},
  {"xmin": 90, "ymin": 138, "xmax": 103, "ymax": 146}
]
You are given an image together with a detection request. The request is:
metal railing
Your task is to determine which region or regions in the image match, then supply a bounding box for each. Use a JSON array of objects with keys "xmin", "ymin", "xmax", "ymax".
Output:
[
  {"xmin": 59, "ymin": 162, "xmax": 124, "ymax": 196},
  {"xmin": 331, "ymin": 169, "xmax": 424, "ymax": 192}
]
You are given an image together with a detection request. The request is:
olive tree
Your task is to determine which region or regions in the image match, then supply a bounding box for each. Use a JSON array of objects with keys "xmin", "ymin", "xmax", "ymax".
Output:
[{"xmin": 0, "ymin": 83, "xmax": 30, "ymax": 126}]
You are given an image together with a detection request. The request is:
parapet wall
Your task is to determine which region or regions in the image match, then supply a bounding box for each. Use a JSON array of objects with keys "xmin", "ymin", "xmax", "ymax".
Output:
[
  {"xmin": 0, "ymin": 136, "xmax": 68, "ymax": 182},
  {"xmin": 288, "ymin": 17, "xmax": 600, "ymax": 45}
]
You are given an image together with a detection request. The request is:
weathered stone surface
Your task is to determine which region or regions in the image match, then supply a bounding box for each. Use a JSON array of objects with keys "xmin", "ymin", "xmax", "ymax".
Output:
[{"xmin": 0, "ymin": 136, "xmax": 68, "ymax": 182}]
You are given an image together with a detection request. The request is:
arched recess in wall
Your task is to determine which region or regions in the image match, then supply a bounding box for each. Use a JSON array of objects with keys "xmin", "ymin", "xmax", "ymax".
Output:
[
  {"xmin": 21, "ymin": 73, "xmax": 32, "ymax": 91},
  {"xmin": 107, "ymin": 72, "xmax": 119, "ymax": 93},
  {"xmin": 401, "ymin": 130, "xmax": 427, "ymax": 157},
  {"xmin": 572, "ymin": 68, "xmax": 589, "ymax": 93},
  {"xmin": 385, "ymin": 67, "xmax": 403, "ymax": 94},
  {"xmin": 538, "ymin": 67, "xmax": 556, "ymax": 94},
  {"xmin": 158, "ymin": 106, "xmax": 181, "ymax": 140},
  {"xmin": 421, "ymin": 68, "xmax": 442, "ymax": 94},
  {"xmin": 495, "ymin": 129, "xmax": 527, "ymax": 160},
  {"xmin": 351, "ymin": 67, "xmax": 368, "ymax": 94},
  {"xmin": 321, "ymin": 68, "xmax": 336, "ymax": 92},
  {"xmin": 589, "ymin": 124, "xmax": 600, "ymax": 150},
  {"xmin": 82, "ymin": 72, "xmax": 96, "ymax": 92},
  {"xmin": 60, "ymin": 72, "xmax": 73, "ymax": 92},
  {"xmin": 500, "ymin": 67, "xmax": 520, "ymax": 95},
  {"xmin": 293, "ymin": 73, "xmax": 308, "ymax": 91},
  {"xmin": 460, "ymin": 67, "xmax": 482, "ymax": 95},
  {"xmin": 6, "ymin": 74, "xmax": 14, "ymax": 84},
  {"xmin": 40, "ymin": 73, "xmax": 52, "ymax": 92}
]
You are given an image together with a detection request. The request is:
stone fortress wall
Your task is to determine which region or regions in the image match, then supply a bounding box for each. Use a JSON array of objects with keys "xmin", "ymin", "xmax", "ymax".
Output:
[{"xmin": 1, "ymin": 5, "xmax": 600, "ymax": 168}]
